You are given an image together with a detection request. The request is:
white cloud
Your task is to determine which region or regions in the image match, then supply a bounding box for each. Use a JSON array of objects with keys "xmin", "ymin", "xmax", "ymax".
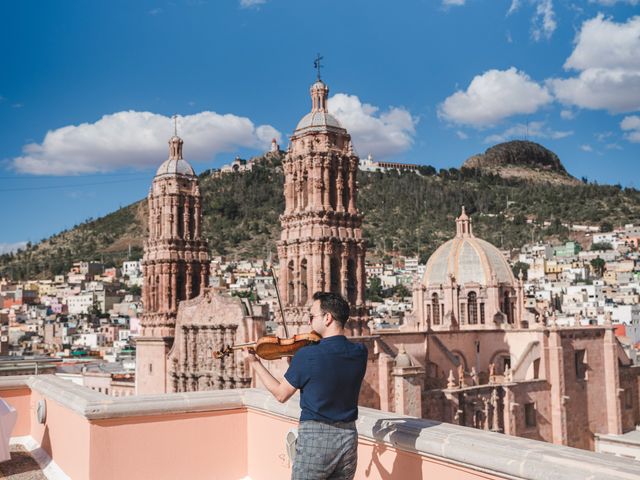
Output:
[
  {"xmin": 439, "ymin": 67, "xmax": 552, "ymax": 128},
  {"xmin": 507, "ymin": 0, "xmax": 521, "ymax": 15},
  {"xmin": 12, "ymin": 111, "xmax": 281, "ymax": 175},
  {"xmin": 506, "ymin": 1, "xmax": 557, "ymax": 41},
  {"xmin": 580, "ymin": 144, "xmax": 593, "ymax": 152},
  {"xmin": 531, "ymin": 0, "xmax": 556, "ymax": 41},
  {"xmin": 456, "ymin": 130, "xmax": 469, "ymax": 140},
  {"xmin": 549, "ymin": 15, "xmax": 640, "ymax": 113},
  {"xmin": 589, "ymin": 0, "xmax": 639, "ymax": 5},
  {"xmin": 560, "ymin": 109, "xmax": 575, "ymax": 120},
  {"xmin": 240, "ymin": 0, "xmax": 266, "ymax": 8},
  {"xmin": 621, "ymin": 115, "xmax": 640, "ymax": 142},
  {"xmin": 483, "ymin": 121, "xmax": 573, "ymax": 143},
  {"xmin": 0, "ymin": 242, "xmax": 27, "ymax": 255},
  {"xmin": 328, "ymin": 94, "xmax": 417, "ymax": 159},
  {"xmin": 443, "ymin": 0, "xmax": 465, "ymax": 5}
]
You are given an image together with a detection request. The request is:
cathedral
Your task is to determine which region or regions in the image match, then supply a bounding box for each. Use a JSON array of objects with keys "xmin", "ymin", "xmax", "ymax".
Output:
[{"xmin": 135, "ymin": 74, "xmax": 640, "ymax": 452}]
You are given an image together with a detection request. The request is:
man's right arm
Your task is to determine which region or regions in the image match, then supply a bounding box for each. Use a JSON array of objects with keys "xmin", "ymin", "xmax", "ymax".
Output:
[{"xmin": 244, "ymin": 349, "xmax": 297, "ymax": 403}]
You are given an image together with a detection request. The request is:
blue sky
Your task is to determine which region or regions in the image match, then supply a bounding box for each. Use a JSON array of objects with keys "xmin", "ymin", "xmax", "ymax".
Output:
[{"xmin": 1, "ymin": 0, "xmax": 639, "ymax": 250}]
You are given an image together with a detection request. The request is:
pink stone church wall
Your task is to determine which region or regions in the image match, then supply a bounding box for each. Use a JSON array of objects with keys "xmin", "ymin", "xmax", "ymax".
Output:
[
  {"xmin": 561, "ymin": 332, "xmax": 609, "ymax": 450},
  {"xmin": 510, "ymin": 380, "xmax": 551, "ymax": 443},
  {"xmin": 620, "ymin": 366, "xmax": 640, "ymax": 430}
]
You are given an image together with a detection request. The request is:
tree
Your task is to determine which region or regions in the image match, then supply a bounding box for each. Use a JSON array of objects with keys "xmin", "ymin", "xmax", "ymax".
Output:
[
  {"xmin": 366, "ymin": 276, "xmax": 383, "ymax": 302},
  {"xmin": 590, "ymin": 257, "xmax": 606, "ymax": 277},
  {"xmin": 511, "ymin": 261, "xmax": 529, "ymax": 280},
  {"xmin": 591, "ymin": 242, "xmax": 613, "ymax": 251},
  {"xmin": 392, "ymin": 284, "xmax": 411, "ymax": 298},
  {"xmin": 599, "ymin": 221, "xmax": 613, "ymax": 233}
]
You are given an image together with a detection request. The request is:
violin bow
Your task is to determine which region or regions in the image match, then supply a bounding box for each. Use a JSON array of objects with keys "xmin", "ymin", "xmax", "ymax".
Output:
[{"xmin": 270, "ymin": 267, "xmax": 290, "ymax": 338}]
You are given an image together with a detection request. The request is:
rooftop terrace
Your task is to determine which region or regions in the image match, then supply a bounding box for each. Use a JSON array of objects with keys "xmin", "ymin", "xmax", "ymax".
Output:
[{"xmin": 0, "ymin": 375, "xmax": 638, "ymax": 479}]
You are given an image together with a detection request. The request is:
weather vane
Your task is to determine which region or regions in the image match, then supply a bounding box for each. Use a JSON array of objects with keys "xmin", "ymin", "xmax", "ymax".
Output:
[
  {"xmin": 172, "ymin": 114, "xmax": 178, "ymax": 136},
  {"xmin": 314, "ymin": 53, "xmax": 324, "ymax": 81}
]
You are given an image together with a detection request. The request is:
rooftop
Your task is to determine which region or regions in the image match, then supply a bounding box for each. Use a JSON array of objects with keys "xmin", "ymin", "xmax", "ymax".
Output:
[{"xmin": 0, "ymin": 375, "xmax": 638, "ymax": 479}]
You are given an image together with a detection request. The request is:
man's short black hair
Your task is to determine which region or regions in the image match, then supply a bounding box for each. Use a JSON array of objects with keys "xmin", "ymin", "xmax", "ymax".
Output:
[{"xmin": 312, "ymin": 292, "xmax": 351, "ymax": 328}]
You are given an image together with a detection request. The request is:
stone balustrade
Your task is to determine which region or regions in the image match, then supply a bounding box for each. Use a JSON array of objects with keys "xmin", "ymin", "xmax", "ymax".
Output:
[{"xmin": 0, "ymin": 375, "xmax": 637, "ymax": 480}]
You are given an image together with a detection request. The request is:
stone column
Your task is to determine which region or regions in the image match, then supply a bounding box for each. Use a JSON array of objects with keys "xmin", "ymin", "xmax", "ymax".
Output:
[
  {"xmin": 356, "ymin": 248, "xmax": 364, "ymax": 306},
  {"xmin": 323, "ymin": 159, "xmax": 331, "ymax": 210},
  {"xmin": 348, "ymin": 163, "xmax": 357, "ymax": 214},
  {"xmin": 194, "ymin": 199, "xmax": 201, "ymax": 238},
  {"xmin": 341, "ymin": 249, "xmax": 349, "ymax": 298},
  {"xmin": 392, "ymin": 365, "xmax": 425, "ymax": 418},
  {"xmin": 170, "ymin": 263, "xmax": 177, "ymax": 311},
  {"xmin": 171, "ymin": 196, "xmax": 178, "ymax": 239},
  {"xmin": 336, "ymin": 166, "xmax": 345, "ymax": 212},
  {"xmin": 324, "ymin": 244, "xmax": 332, "ymax": 292},
  {"xmin": 378, "ymin": 352, "xmax": 394, "ymax": 412},
  {"xmin": 186, "ymin": 263, "xmax": 193, "ymax": 299},
  {"xmin": 313, "ymin": 159, "xmax": 323, "ymax": 209},
  {"xmin": 603, "ymin": 322, "xmax": 623, "ymax": 434},
  {"xmin": 547, "ymin": 325, "xmax": 568, "ymax": 445}
]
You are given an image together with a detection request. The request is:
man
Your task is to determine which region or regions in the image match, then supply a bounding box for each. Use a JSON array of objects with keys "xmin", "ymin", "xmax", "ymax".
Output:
[{"xmin": 244, "ymin": 291, "xmax": 368, "ymax": 480}]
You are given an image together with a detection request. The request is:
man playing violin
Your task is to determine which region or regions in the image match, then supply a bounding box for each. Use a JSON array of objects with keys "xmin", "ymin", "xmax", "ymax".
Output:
[{"xmin": 244, "ymin": 291, "xmax": 368, "ymax": 480}]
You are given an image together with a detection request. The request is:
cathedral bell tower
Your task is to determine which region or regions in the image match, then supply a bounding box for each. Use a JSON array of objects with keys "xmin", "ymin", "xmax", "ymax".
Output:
[
  {"xmin": 136, "ymin": 131, "xmax": 210, "ymax": 394},
  {"xmin": 277, "ymin": 76, "xmax": 368, "ymax": 335}
]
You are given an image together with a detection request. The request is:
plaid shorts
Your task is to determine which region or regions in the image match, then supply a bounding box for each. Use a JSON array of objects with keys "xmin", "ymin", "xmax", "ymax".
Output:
[{"xmin": 292, "ymin": 420, "xmax": 358, "ymax": 480}]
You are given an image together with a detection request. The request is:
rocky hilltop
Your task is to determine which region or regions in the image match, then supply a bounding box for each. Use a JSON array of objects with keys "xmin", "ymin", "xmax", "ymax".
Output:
[{"xmin": 463, "ymin": 141, "xmax": 580, "ymax": 186}]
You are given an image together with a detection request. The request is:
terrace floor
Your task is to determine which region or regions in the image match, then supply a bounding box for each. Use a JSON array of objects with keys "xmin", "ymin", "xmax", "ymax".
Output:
[{"xmin": 0, "ymin": 446, "xmax": 45, "ymax": 480}]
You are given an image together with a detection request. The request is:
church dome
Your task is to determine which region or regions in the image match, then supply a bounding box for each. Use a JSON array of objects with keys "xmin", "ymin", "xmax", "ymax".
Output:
[
  {"xmin": 295, "ymin": 111, "xmax": 343, "ymax": 132},
  {"xmin": 294, "ymin": 77, "xmax": 346, "ymax": 134},
  {"xmin": 155, "ymin": 135, "xmax": 196, "ymax": 178},
  {"xmin": 422, "ymin": 207, "xmax": 515, "ymax": 288},
  {"xmin": 155, "ymin": 158, "xmax": 196, "ymax": 177}
]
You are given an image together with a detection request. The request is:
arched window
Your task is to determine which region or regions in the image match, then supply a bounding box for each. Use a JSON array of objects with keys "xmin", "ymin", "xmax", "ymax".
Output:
[
  {"xmin": 287, "ymin": 261, "xmax": 295, "ymax": 305},
  {"xmin": 347, "ymin": 258, "xmax": 356, "ymax": 304},
  {"xmin": 480, "ymin": 303, "xmax": 485, "ymax": 324},
  {"xmin": 301, "ymin": 172, "xmax": 308, "ymax": 210},
  {"xmin": 176, "ymin": 271, "xmax": 184, "ymax": 302},
  {"xmin": 300, "ymin": 259, "xmax": 308, "ymax": 305},
  {"xmin": 432, "ymin": 293, "xmax": 440, "ymax": 325},
  {"xmin": 468, "ymin": 292, "xmax": 478, "ymax": 325},
  {"xmin": 330, "ymin": 257, "xmax": 341, "ymax": 294},
  {"xmin": 503, "ymin": 291, "xmax": 513, "ymax": 324}
]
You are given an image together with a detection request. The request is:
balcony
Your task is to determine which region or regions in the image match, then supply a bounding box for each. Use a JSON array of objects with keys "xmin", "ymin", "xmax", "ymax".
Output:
[{"xmin": 0, "ymin": 375, "xmax": 637, "ymax": 479}]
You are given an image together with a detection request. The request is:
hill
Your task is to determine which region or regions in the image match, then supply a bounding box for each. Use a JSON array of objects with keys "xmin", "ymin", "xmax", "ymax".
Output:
[
  {"xmin": 2, "ymin": 150, "xmax": 639, "ymax": 280},
  {"xmin": 462, "ymin": 141, "xmax": 581, "ymax": 186}
]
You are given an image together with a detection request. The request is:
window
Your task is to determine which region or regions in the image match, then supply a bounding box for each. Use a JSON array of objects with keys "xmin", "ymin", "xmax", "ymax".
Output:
[
  {"xmin": 575, "ymin": 349, "xmax": 586, "ymax": 380},
  {"xmin": 432, "ymin": 293, "xmax": 440, "ymax": 325},
  {"xmin": 300, "ymin": 259, "xmax": 308, "ymax": 305},
  {"xmin": 149, "ymin": 363, "xmax": 153, "ymax": 374},
  {"xmin": 480, "ymin": 303, "xmax": 485, "ymax": 324},
  {"xmin": 625, "ymin": 389, "xmax": 633, "ymax": 409},
  {"xmin": 525, "ymin": 403, "xmax": 536, "ymax": 427},
  {"xmin": 468, "ymin": 292, "xmax": 478, "ymax": 325},
  {"xmin": 502, "ymin": 356, "xmax": 511, "ymax": 372},
  {"xmin": 533, "ymin": 358, "xmax": 540, "ymax": 380}
]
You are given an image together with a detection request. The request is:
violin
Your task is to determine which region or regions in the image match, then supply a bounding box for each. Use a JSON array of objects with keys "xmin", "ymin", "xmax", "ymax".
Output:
[
  {"xmin": 213, "ymin": 331, "xmax": 322, "ymax": 360},
  {"xmin": 213, "ymin": 267, "xmax": 321, "ymax": 360}
]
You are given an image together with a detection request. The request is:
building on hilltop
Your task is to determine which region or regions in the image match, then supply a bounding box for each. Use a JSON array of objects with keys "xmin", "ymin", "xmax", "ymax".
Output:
[
  {"xmin": 277, "ymin": 77, "xmax": 368, "ymax": 335},
  {"xmin": 359, "ymin": 153, "xmax": 421, "ymax": 174}
]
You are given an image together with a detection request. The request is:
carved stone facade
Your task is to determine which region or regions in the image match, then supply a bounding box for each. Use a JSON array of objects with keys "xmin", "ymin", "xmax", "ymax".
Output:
[
  {"xmin": 277, "ymin": 79, "xmax": 367, "ymax": 335},
  {"xmin": 167, "ymin": 291, "xmax": 263, "ymax": 393},
  {"xmin": 136, "ymin": 135, "xmax": 211, "ymax": 394}
]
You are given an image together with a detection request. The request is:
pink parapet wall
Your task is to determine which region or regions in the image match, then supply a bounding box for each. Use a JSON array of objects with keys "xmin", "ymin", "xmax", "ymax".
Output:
[{"xmin": 1, "ymin": 386, "xmax": 30, "ymax": 436}]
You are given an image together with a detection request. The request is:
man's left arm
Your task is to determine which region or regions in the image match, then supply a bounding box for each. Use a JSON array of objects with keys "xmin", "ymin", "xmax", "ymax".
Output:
[{"xmin": 244, "ymin": 350, "xmax": 297, "ymax": 403}]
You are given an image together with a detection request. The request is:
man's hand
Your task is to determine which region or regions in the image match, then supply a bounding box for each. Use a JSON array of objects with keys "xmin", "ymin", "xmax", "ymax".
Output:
[{"xmin": 242, "ymin": 347, "xmax": 259, "ymax": 366}]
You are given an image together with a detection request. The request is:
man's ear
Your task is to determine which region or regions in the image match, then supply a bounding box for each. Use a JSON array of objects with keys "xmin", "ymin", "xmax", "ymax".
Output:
[{"xmin": 325, "ymin": 313, "xmax": 334, "ymax": 327}]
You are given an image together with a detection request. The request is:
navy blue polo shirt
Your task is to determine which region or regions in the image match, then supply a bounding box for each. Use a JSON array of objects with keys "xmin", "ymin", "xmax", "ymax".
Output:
[{"xmin": 284, "ymin": 335, "xmax": 368, "ymax": 423}]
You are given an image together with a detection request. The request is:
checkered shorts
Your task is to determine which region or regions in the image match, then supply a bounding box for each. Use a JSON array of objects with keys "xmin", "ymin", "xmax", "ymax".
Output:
[{"xmin": 292, "ymin": 420, "xmax": 358, "ymax": 480}]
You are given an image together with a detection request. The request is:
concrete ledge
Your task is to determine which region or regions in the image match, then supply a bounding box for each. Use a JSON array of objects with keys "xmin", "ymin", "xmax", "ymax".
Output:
[{"xmin": 1, "ymin": 375, "xmax": 638, "ymax": 479}]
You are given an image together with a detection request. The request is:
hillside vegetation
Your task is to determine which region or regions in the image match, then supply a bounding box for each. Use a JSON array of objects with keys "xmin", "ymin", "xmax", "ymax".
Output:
[{"xmin": 2, "ymin": 150, "xmax": 639, "ymax": 280}]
